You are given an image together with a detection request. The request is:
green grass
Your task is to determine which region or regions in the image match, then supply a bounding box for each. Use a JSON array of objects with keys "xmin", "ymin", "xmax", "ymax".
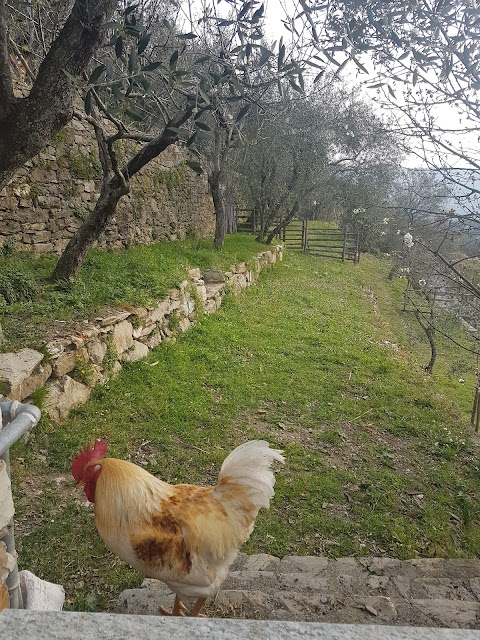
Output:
[
  {"xmin": 0, "ymin": 234, "xmax": 266, "ymax": 351},
  {"xmin": 10, "ymin": 249, "xmax": 479, "ymax": 612}
]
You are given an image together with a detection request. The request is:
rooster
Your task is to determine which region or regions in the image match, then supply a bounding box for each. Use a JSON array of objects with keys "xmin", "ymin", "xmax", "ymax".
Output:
[{"xmin": 72, "ymin": 439, "xmax": 284, "ymax": 617}]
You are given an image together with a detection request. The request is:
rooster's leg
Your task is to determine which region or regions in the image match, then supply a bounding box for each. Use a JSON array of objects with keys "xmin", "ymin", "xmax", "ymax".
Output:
[
  {"xmin": 159, "ymin": 595, "xmax": 187, "ymax": 616},
  {"xmin": 188, "ymin": 597, "xmax": 207, "ymax": 617}
]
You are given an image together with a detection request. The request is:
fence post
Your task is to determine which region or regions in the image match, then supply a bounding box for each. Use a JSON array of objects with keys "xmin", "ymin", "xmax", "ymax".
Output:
[
  {"xmin": 302, "ymin": 219, "xmax": 308, "ymax": 252},
  {"xmin": 342, "ymin": 227, "xmax": 348, "ymax": 262},
  {"xmin": 355, "ymin": 231, "xmax": 360, "ymax": 264}
]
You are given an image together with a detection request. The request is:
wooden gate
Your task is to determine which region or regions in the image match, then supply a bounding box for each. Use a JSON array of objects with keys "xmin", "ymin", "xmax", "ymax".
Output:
[{"xmin": 283, "ymin": 221, "xmax": 360, "ymax": 263}]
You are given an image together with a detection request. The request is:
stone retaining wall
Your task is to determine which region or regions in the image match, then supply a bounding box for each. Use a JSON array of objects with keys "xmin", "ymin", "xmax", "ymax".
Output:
[
  {"xmin": 0, "ymin": 119, "xmax": 215, "ymax": 254},
  {"xmin": 0, "ymin": 246, "xmax": 282, "ymax": 421}
]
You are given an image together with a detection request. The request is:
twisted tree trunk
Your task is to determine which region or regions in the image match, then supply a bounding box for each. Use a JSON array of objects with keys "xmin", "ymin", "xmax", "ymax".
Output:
[
  {"xmin": 210, "ymin": 171, "xmax": 226, "ymax": 250},
  {"xmin": 0, "ymin": 0, "xmax": 118, "ymax": 189},
  {"xmin": 53, "ymin": 102, "xmax": 195, "ymax": 280}
]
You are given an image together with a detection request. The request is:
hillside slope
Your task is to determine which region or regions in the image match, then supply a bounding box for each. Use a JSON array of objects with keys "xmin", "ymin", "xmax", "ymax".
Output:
[{"xmin": 12, "ymin": 250, "xmax": 479, "ymax": 611}]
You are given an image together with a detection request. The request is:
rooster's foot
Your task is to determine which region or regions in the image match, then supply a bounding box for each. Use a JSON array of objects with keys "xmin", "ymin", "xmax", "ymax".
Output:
[
  {"xmin": 160, "ymin": 595, "xmax": 187, "ymax": 616},
  {"xmin": 188, "ymin": 597, "xmax": 207, "ymax": 617}
]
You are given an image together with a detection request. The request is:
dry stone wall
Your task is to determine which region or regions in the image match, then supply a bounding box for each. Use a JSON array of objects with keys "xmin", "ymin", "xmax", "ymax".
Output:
[
  {"xmin": 0, "ymin": 246, "xmax": 282, "ymax": 421},
  {"xmin": 0, "ymin": 118, "xmax": 215, "ymax": 254}
]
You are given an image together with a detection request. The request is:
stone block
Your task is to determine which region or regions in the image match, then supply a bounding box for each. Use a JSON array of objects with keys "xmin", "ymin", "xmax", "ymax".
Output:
[
  {"xmin": 11, "ymin": 363, "xmax": 52, "ymax": 401},
  {"xmin": 412, "ymin": 599, "xmax": 480, "ymax": 628},
  {"xmin": 351, "ymin": 595, "xmax": 398, "ymax": 623},
  {"xmin": 205, "ymin": 283, "xmax": 225, "ymax": 299},
  {"xmin": 19, "ymin": 571, "xmax": 65, "ymax": 611},
  {"xmin": 0, "ymin": 220, "xmax": 20, "ymax": 233},
  {"xmin": 111, "ymin": 320, "xmax": 134, "ymax": 354},
  {"xmin": 188, "ymin": 268, "xmax": 202, "ymax": 280},
  {"xmin": 36, "ymin": 195, "xmax": 61, "ymax": 208},
  {"xmin": 86, "ymin": 339, "xmax": 107, "ymax": 365},
  {"xmin": 52, "ymin": 350, "xmax": 77, "ymax": 377},
  {"xmin": 121, "ymin": 341, "xmax": 149, "ymax": 362},
  {"xmin": 116, "ymin": 587, "xmax": 173, "ymax": 615},
  {"xmin": 142, "ymin": 332, "xmax": 163, "ymax": 349},
  {"xmin": 242, "ymin": 554, "xmax": 281, "ymax": 572},
  {"xmin": 230, "ymin": 273, "xmax": 248, "ymax": 294},
  {"xmin": 0, "ymin": 348, "xmax": 44, "ymax": 398},
  {"xmin": 34, "ymin": 243, "xmax": 55, "ymax": 253},
  {"xmin": 195, "ymin": 284, "xmax": 207, "ymax": 303},
  {"xmin": 44, "ymin": 375, "xmax": 91, "ymax": 421},
  {"xmin": 147, "ymin": 300, "xmax": 172, "ymax": 325},
  {"xmin": 277, "ymin": 573, "xmax": 329, "ymax": 592},
  {"xmin": 137, "ymin": 324, "xmax": 155, "ymax": 338},
  {"xmin": 279, "ymin": 556, "xmax": 329, "ymax": 575},
  {"xmin": 99, "ymin": 312, "xmax": 131, "ymax": 327},
  {"xmin": 203, "ymin": 269, "xmax": 226, "ymax": 283},
  {"xmin": 204, "ymin": 299, "xmax": 218, "ymax": 314},
  {"xmin": 359, "ymin": 557, "xmax": 401, "ymax": 574}
]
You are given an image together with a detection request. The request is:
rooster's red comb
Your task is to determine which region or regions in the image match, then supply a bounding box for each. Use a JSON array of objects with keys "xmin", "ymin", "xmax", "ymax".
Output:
[{"xmin": 71, "ymin": 439, "xmax": 108, "ymax": 483}]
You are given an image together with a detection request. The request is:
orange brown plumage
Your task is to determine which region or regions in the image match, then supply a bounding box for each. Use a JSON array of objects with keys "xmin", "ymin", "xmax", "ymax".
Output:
[{"xmin": 72, "ymin": 439, "xmax": 284, "ymax": 616}]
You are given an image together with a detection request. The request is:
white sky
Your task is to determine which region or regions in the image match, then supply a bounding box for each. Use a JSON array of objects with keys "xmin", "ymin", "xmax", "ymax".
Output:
[{"xmin": 259, "ymin": 0, "xmax": 473, "ymax": 171}]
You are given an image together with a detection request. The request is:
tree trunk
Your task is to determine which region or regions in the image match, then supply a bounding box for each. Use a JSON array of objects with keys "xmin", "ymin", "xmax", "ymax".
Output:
[
  {"xmin": 0, "ymin": 0, "xmax": 119, "ymax": 189},
  {"xmin": 53, "ymin": 177, "xmax": 129, "ymax": 280},
  {"xmin": 52, "ymin": 102, "xmax": 195, "ymax": 280},
  {"xmin": 424, "ymin": 325, "xmax": 437, "ymax": 374},
  {"xmin": 415, "ymin": 310, "xmax": 437, "ymax": 374},
  {"xmin": 265, "ymin": 203, "xmax": 298, "ymax": 244},
  {"xmin": 225, "ymin": 188, "xmax": 237, "ymax": 234},
  {"xmin": 210, "ymin": 172, "xmax": 226, "ymax": 250}
]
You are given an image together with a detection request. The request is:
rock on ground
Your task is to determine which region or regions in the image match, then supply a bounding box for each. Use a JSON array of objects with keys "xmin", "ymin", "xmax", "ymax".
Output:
[{"xmin": 19, "ymin": 570, "xmax": 65, "ymax": 611}]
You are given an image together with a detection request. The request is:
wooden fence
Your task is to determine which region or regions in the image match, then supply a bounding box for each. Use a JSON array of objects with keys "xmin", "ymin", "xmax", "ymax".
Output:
[
  {"xmin": 282, "ymin": 220, "xmax": 360, "ymax": 263},
  {"xmin": 235, "ymin": 211, "xmax": 360, "ymax": 263}
]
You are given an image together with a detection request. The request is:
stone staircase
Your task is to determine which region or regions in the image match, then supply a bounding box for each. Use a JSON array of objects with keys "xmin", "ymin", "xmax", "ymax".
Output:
[{"xmin": 116, "ymin": 554, "xmax": 480, "ymax": 629}]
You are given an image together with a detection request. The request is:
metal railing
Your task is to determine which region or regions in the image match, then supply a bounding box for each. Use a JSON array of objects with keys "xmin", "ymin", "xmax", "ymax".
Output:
[{"xmin": 0, "ymin": 400, "xmax": 41, "ymax": 609}]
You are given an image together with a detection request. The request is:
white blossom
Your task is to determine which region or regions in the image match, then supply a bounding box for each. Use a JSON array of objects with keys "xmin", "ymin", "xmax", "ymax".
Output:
[
  {"xmin": 403, "ymin": 232, "xmax": 414, "ymax": 248},
  {"xmin": 419, "ymin": 279, "xmax": 426, "ymax": 286},
  {"xmin": 383, "ymin": 217, "xmax": 390, "ymax": 224}
]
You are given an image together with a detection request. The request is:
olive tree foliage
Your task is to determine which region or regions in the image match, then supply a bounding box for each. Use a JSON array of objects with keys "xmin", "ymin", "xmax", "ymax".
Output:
[
  {"xmin": 294, "ymin": 0, "xmax": 480, "ymax": 234},
  {"xmin": 4, "ymin": 0, "xmax": 309, "ymax": 278},
  {"xmin": 233, "ymin": 81, "xmax": 402, "ymax": 243}
]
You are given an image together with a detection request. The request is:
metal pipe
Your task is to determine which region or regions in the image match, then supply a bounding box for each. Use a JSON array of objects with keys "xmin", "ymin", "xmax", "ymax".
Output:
[
  {"xmin": 0, "ymin": 401, "xmax": 41, "ymax": 458},
  {"xmin": 0, "ymin": 400, "xmax": 41, "ymax": 609}
]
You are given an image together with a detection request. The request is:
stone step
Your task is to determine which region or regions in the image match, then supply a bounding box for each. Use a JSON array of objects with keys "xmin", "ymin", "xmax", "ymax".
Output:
[
  {"xmin": 5, "ymin": 610, "xmax": 480, "ymax": 640},
  {"xmin": 116, "ymin": 554, "xmax": 480, "ymax": 629}
]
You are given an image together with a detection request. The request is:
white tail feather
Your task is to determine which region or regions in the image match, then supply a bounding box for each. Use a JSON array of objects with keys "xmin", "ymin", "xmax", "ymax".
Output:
[{"xmin": 217, "ymin": 440, "xmax": 285, "ymax": 510}]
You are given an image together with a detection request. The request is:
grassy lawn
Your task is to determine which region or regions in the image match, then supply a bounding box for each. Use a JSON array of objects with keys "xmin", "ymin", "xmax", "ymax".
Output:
[
  {"xmin": 0, "ymin": 234, "xmax": 266, "ymax": 351},
  {"xmin": 10, "ymin": 247, "xmax": 479, "ymax": 612}
]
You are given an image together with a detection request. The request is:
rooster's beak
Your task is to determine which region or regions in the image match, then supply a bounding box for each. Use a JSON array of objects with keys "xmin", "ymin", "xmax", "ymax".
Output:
[{"xmin": 76, "ymin": 481, "xmax": 84, "ymax": 488}]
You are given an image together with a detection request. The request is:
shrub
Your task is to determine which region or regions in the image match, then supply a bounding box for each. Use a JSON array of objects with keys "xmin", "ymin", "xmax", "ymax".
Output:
[{"xmin": 0, "ymin": 266, "xmax": 36, "ymax": 304}]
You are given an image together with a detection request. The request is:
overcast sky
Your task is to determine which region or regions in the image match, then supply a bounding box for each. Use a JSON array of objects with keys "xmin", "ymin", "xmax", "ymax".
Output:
[{"xmin": 258, "ymin": 0, "xmax": 473, "ymax": 171}]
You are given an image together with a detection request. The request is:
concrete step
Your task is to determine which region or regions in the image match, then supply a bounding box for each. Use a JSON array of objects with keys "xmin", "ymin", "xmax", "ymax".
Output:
[
  {"xmin": 116, "ymin": 554, "xmax": 480, "ymax": 629},
  {"xmin": 4, "ymin": 610, "xmax": 480, "ymax": 640}
]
